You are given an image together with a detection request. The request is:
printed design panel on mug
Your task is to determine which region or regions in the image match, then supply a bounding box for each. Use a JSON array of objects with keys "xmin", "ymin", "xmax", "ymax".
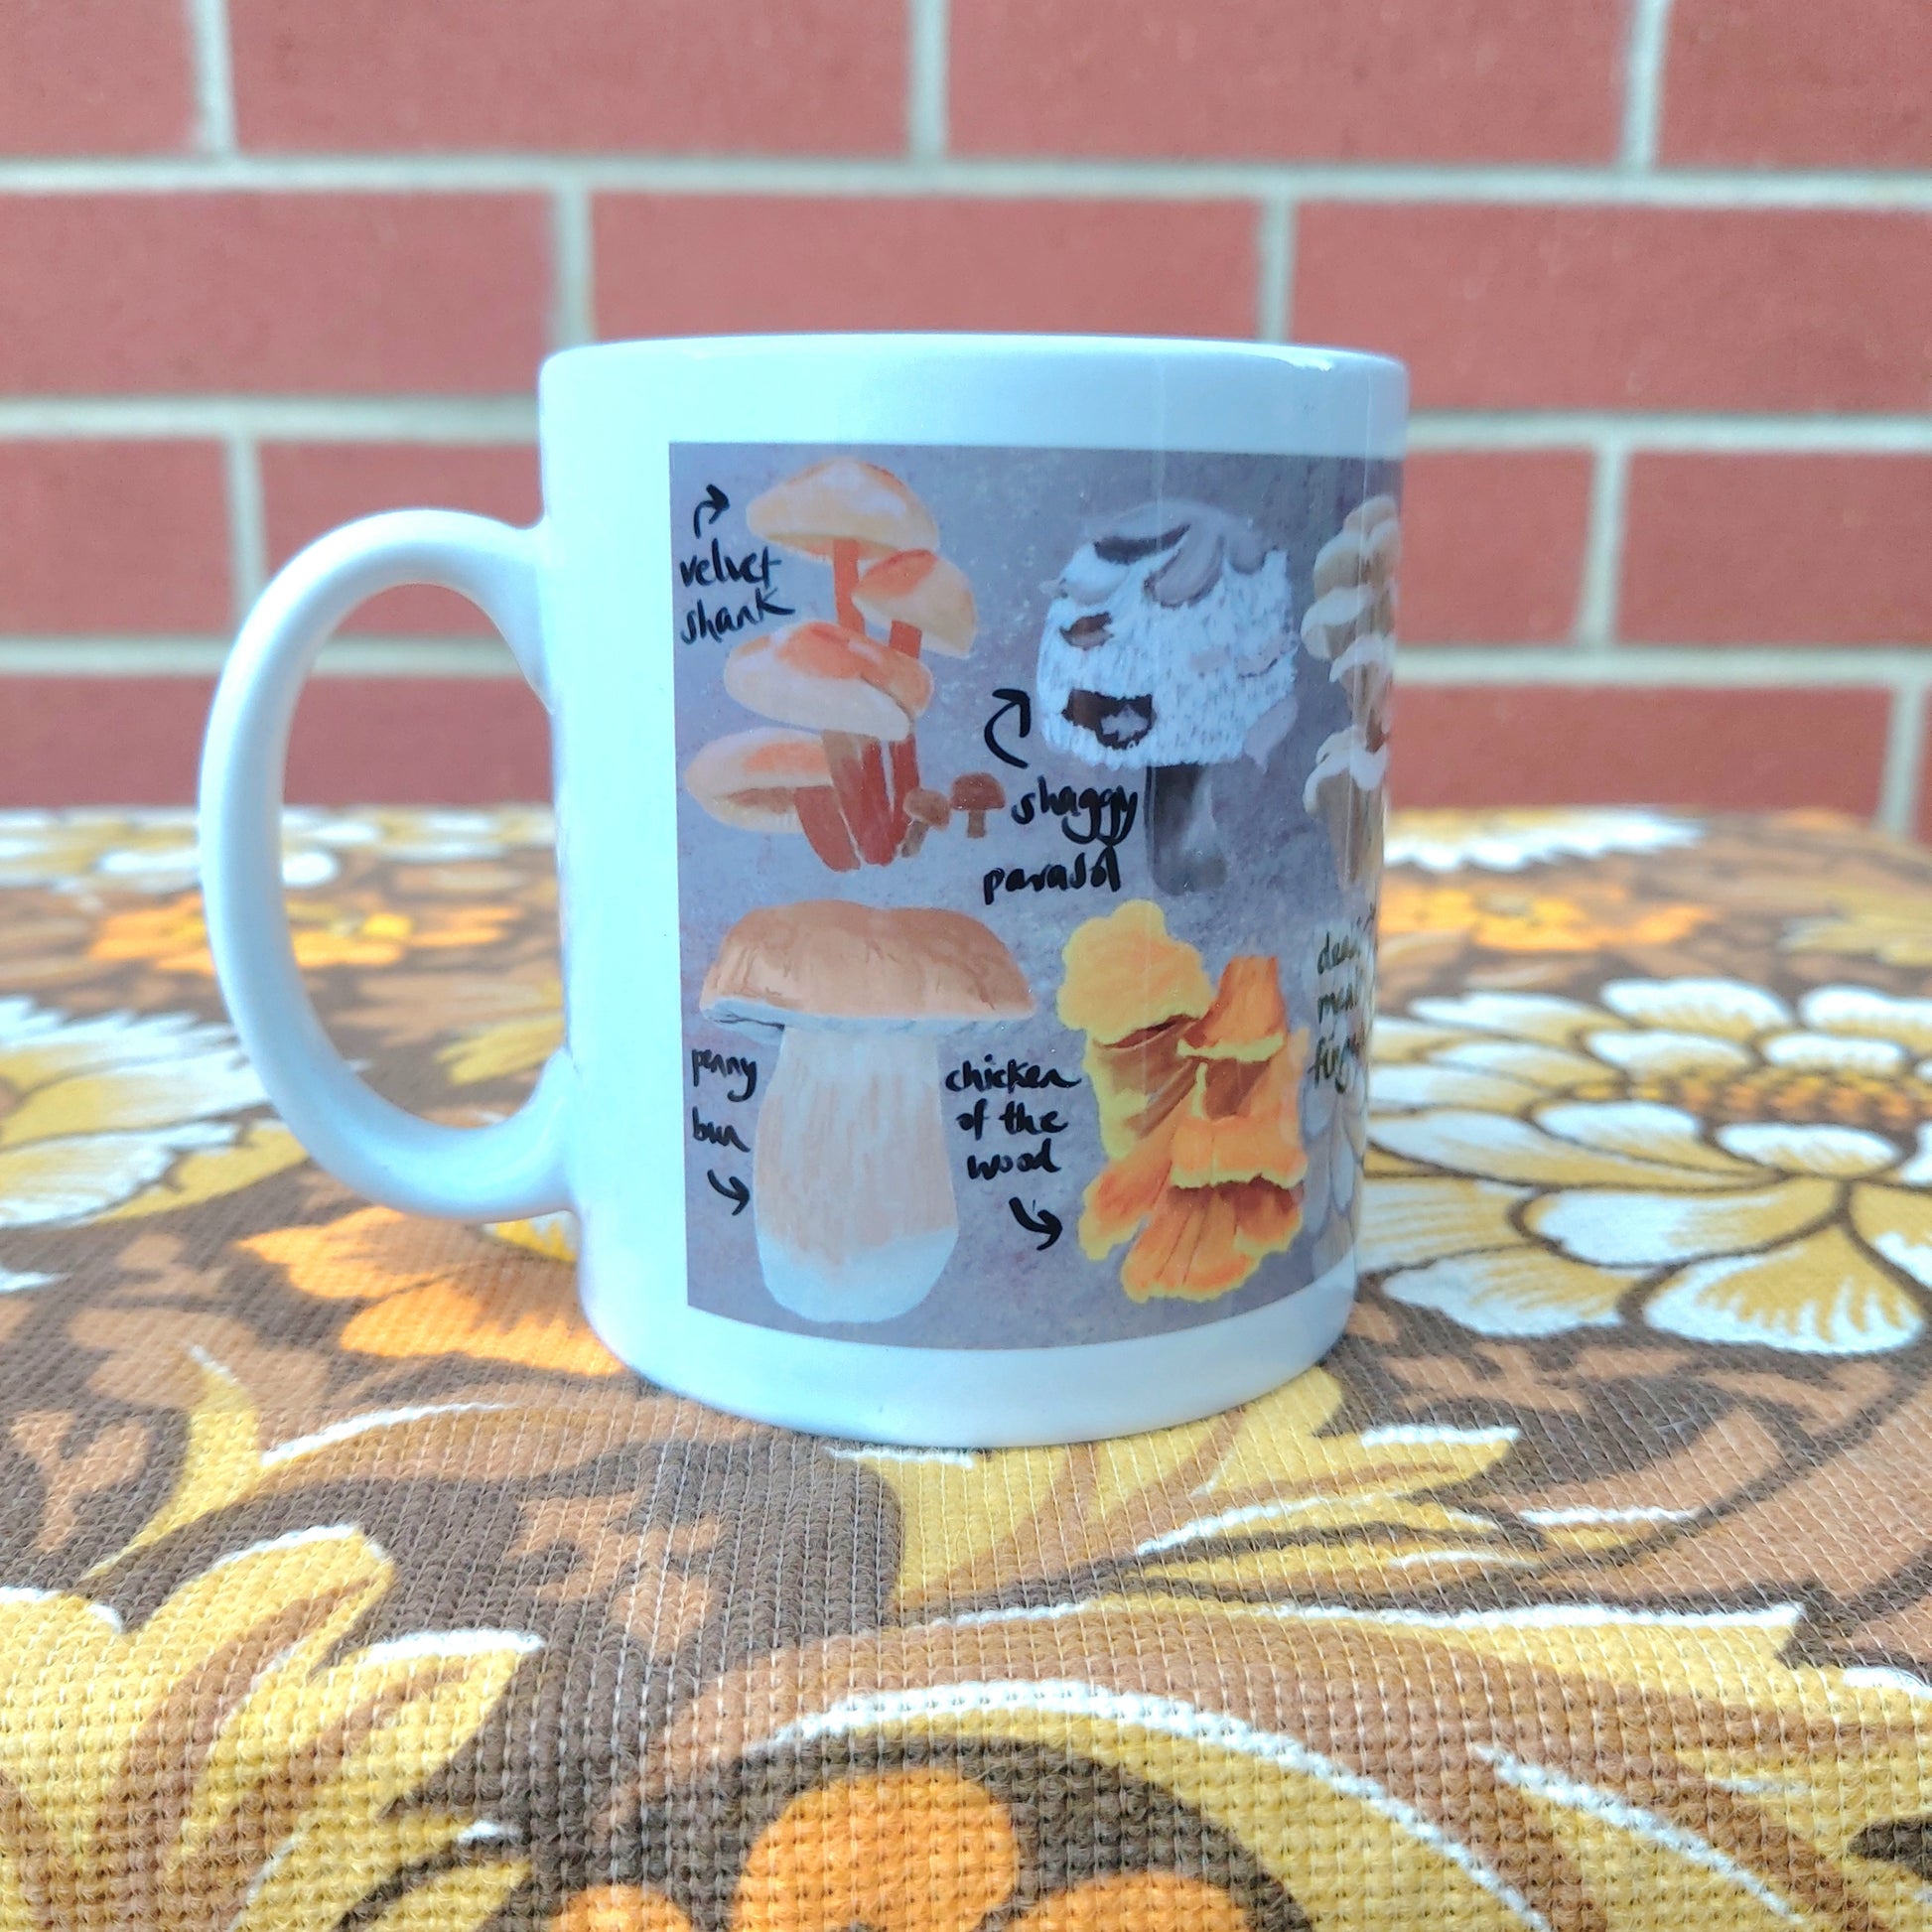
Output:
[{"xmin": 668, "ymin": 444, "xmax": 1396, "ymax": 1350}]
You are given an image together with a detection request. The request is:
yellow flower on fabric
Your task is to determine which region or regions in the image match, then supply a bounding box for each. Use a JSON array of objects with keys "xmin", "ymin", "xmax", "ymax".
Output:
[
  {"xmin": 89, "ymin": 891, "xmax": 515, "ymax": 975},
  {"xmin": 0, "ymin": 996, "xmax": 268, "ymax": 1228},
  {"xmin": 0, "ymin": 1526, "xmax": 533, "ymax": 1932},
  {"xmin": 550, "ymin": 1771, "xmax": 1256, "ymax": 1932},
  {"xmin": 1783, "ymin": 888, "xmax": 1932, "ymax": 968},
  {"xmin": 1380, "ymin": 882, "xmax": 1711, "ymax": 954},
  {"xmin": 1367, "ymin": 977, "xmax": 1932, "ymax": 1353}
]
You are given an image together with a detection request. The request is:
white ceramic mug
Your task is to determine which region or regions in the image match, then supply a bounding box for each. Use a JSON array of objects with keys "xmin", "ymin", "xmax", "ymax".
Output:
[{"xmin": 201, "ymin": 335, "xmax": 1407, "ymax": 1447}]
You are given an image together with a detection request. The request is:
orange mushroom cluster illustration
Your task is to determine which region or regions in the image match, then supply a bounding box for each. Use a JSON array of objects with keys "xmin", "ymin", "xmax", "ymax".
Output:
[
  {"xmin": 1058, "ymin": 900, "xmax": 1309, "ymax": 1302},
  {"xmin": 683, "ymin": 460, "xmax": 1005, "ymax": 871}
]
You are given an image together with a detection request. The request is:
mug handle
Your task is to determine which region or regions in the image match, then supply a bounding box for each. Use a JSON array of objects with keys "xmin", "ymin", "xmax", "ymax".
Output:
[{"xmin": 199, "ymin": 510, "xmax": 574, "ymax": 1221}]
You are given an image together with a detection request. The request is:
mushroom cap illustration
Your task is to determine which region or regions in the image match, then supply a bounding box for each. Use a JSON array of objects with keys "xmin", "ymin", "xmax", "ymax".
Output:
[
  {"xmin": 904, "ymin": 786, "xmax": 952, "ymax": 832},
  {"xmin": 683, "ymin": 728, "xmax": 833, "ymax": 833},
  {"xmin": 724, "ymin": 621, "xmax": 933, "ymax": 745},
  {"xmin": 701, "ymin": 901, "xmax": 1033, "ymax": 1325},
  {"xmin": 852, "ymin": 550, "xmax": 978, "ymax": 656},
  {"xmin": 1035, "ymin": 501, "xmax": 1297, "ymax": 772},
  {"xmin": 746, "ymin": 460, "xmax": 938, "ymax": 563}
]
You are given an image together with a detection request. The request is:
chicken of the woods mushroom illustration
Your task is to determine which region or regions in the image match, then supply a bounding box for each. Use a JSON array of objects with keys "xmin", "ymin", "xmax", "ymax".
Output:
[
  {"xmin": 1301, "ymin": 495, "xmax": 1399, "ymax": 897},
  {"xmin": 1035, "ymin": 502, "xmax": 1298, "ymax": 896},
  {"xmin": 701, "ymin": 900, "xmax": 1034, "ymax": 1323},
  {"xmin": 680, "ymin": 461, "xmax": 984, "ymax": 871}
]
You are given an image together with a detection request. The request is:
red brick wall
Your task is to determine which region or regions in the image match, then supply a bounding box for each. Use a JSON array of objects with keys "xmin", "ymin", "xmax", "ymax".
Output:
[{"xmin": 2, "ymin": 0, "xmax": 1928, "ymax": 829}]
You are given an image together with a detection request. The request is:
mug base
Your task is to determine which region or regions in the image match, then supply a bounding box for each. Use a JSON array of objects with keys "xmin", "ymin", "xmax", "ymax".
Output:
[{"xmin": 579, "ymin": 1250, "xmax": 1359, "ymax": 1448}]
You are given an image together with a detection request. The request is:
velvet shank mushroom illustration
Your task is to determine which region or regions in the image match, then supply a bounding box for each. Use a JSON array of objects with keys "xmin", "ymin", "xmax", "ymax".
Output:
[
  {"xmin": 1301, "ymin": 494, "xmax": 1399, "ymax": 895},
  {"xmin": 852, "ymin": 548, "xmax": 978, "ymax": 805},
  {"xmin": 701, "ymin": 900, "xmax": 1034, "ymax": 1323},
  {"xmin": 747, "ymin": 459, "xmax": 938, "ymax": 633},
  {"xmin": 723, "ymin": 621, "xmax": 932, "ymax": 868},
  {"xmin": 1035, "ymin": 501, "xmax": 1298, "ymax": 896},
  {"xmin": 682, "ymin": 727, "xmax": 860, "ymax": 873}
]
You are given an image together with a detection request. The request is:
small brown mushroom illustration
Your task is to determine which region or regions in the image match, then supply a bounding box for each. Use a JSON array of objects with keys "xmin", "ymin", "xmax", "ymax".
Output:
[
  {"xmin": 682, "ymin": 727, "xmax": 859, "ymax": 873},
  {"xmin": 725, "ymin": 621, "xmax": 932, "ymax": 868},
  {"xmin": 853, "ymin": 549, "xmax": 979, "ymax": 807},
  {"xmin": 950, "ymin": 771, "xmax": 1006, "ymax": 838},
  {"xmin": 701, "ymin": 900, "xmax": 1035, "ymax": 1322},
  {"xmin": 898, "ymin": 785, "xmax": 953, "ymax": 857},
  {"xmin": 747, "ymin": 460, "xmax": 938, "ymax": 633}
]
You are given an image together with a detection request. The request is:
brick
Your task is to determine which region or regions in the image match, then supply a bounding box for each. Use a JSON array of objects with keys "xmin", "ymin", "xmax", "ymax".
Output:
[
  {"xmin": 1400, "ymin": 451, "xmax": 1592, "ymax": 644},
  {"xmin": 0, "ymin": 677, "xmax": 549, "ymax": 806},
  {"xmin": 1392, "ymin": 685, "xmax": 1890, "ymax": 813},
  {"xmin": 1663, "ymin": 0, "xmax": 1932, "ymax": 169},
  {"xmin": 231, "ymin": 0, "xmax": 904, "ymax": 155},
  {"xmin": 595, "ymin": 197, "xmax": 1256, "ymax": 340},
  {"xmin": 0, "ymin": 444, "xmax": 230, "ymax": 633},
  {"xmin": 0, "ymin": 196, "xmax": 549, "ymax": 395},
  {"xmin": 261, "ymin": 445, "xmax": 541, "ymax": 636},
  {"xmin": 953, "ymin": 0, "xmax": 1622, "ymax": 163},
  {"xmin": 1294, "ymin": 206, "xmax": 1932, "ymax": 412},
  {"xmin": 0, "ymin": 0, "xmax": 194, "ymax": 154},
  {"xmin": 1622, "ymin": 454, "xmax": 1932, "ymax": 646}
]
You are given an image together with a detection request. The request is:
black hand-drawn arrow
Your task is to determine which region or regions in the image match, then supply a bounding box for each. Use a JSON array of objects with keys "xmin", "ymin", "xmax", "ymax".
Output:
[
  {"xmin": 692, "ymin": 483, "xmax": 731, "ymax": 537},
  {"xmin": 1009, "ymin": 1197, "xmax": 1062, "ymax": 1250},
  {"xmin": 983, "ymin": 687, "xmax": 1033, "ymax": 769},
  {"xmin": 707, "ymin": 1170, "xmax": 751, "ymax": 1215}
]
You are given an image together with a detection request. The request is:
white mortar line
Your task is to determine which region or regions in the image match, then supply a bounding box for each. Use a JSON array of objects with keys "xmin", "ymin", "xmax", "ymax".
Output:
[
  {"xmin": 1255, "ymin": 200, "xmax": 1293, "ymax": 343},
  {"xmin": 549, "ymin": 182, "xmax": 596, "ymax": 349},
  {"xmin": 5, "ymin": 152, "xmax": 1932, "ymax": 208},
  {"xmin": 907, "ymin": 0, "xmax": 950, "ymax": 161},
  {"xmin": 222, "ymin": 434, "xmax": 266, "ymax": 623},
  {"xmin": 0, "ymin": 398, "xmax": 540, "ymax": 441},
  {"xmin": 1877, "ymin": 680, "xmax": 1931, "ymax": 836},
  {"xmin": 1405, "ymin": 413, "xmax": 1932, "ymax": 454},
  {"xmin": 185, "ymin": 0, "xmax": 236, "ymax": 155},
  {"xmin": 0, "ymin": 638, "xmax": 519, "ymax": 676},
  {"xmin": 1621, "ymin": 0, "xmax": 1676, "ymax": 169},
  {"xmin": 1573, "ymin": 442, "xmax": 1629, "ymax": 649},
  {"xmin": 1396, "ymin": 647, "xmax": 1930, "ymax": 686}
]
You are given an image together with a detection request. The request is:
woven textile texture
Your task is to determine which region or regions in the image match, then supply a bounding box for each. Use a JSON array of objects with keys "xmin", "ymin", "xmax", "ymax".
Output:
[{"xmin": 8, "ymin": 805, "xmax": 1932, "ymax": 1930}]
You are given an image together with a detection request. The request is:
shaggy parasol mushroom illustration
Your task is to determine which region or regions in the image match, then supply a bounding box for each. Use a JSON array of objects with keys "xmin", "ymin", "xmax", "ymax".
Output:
[
  {"xmin": 701, "ymin": 899, "xmax": 1034, "ymax": 1323},
  {"xmin": 853, "ymin": 548, "xmax": 978, "ymax": 805},
  {"xmin": 683, "ymin": 727, "xmax": 859, "ymax": 873},
  {"xmin": 1301, "ymin": 494, "xmax": 1399, "ymax": 896},
  {"xmin": 1059, "ymin": 900, "xmax": 1308, "ymax": 1302},
  {"xmin": 1035, "ymin": 502, "xmax": 1298, "ymax": 896},
  {"xmin": 724, "ymin": 621, "xmax": 932, "ymax": 868}
]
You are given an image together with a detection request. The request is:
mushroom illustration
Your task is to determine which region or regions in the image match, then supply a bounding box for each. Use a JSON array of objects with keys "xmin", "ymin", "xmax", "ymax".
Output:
[
  {"xmin": 725, "ymin": 621, "xmax": 932, "ymax": 868},
  {"xmin": 747, "ymin": 460, "xmax": 938, "ymax": 633},
  {"xmin": 701, "ymin": 900, "xmax": 1035, "ymax": 1323},
  {"xmin": 1035, "ymin": 502, "xmax": 1298, "ymax": 896},
  {"xmin": 950, "ymin": 771, "xmax": 1006, "ymax": 838},
  {"xmin": 1300, "ymin": 495, "xmax": 1399, "ymax": 895},
  {"xmin": 899, "ymin": 785, "xmax": 952, "ymax": 857},
  {"xmin": 853, "ymin": 549, "xmax": 978, "ymax": 806},
  {"xmin": 683, "ymin": 727, "xmax": 859, "ymax": 873}
]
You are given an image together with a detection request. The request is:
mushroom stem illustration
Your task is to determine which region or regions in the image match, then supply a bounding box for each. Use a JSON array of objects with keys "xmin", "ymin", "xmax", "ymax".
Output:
[
  {"xmin": 702, "ymin": 901, "xmax": 1034, "ymax": 1323},
  {"xmin": 831, "ymin": 538, "xmax": 864, "ymax": 629},
  {"xmin": 724, "ymin": 621, "xmax": 931, "ymax": 870},
  {"xmin": 1144, "ymin": 764, "xmax": 1225, "ymax": 895}
]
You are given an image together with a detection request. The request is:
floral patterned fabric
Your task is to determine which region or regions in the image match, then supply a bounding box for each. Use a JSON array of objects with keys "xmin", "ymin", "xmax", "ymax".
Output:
[{"xmin": 9, "ymin": 805, "xmax": 1932, "ymax": 1932}]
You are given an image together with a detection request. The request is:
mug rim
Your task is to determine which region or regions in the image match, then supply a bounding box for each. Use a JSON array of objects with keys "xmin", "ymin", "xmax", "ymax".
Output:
[{"xmin": 544, "ymin": 331, "xmax": 1408, "ymax": 386}]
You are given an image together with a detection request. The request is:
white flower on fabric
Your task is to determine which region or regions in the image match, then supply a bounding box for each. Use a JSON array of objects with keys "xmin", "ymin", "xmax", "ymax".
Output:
[
  {"xmin": 0, "ymin": 997, "xmax": 266, "ymax": 1228},
  {"xmin": 1385, "ymin": 810, "xmax": 1703, "ymax": 876},
  {"xmin": 1364, "ymin": 978, "xmax": 1932, "ymax": 1354}
]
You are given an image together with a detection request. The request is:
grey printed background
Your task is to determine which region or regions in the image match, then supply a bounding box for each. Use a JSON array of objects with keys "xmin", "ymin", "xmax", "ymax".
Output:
[{"xmin": 670, "ymin": 444, "xmax": 1396, "ymax": 1348}]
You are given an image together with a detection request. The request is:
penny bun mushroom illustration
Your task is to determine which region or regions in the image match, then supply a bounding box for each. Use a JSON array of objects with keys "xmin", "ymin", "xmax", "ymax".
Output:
[
  {"xmin": 1301, "ymin": 494, "xmax": 1399, "ymax": 895},
  {"xmin": 701, "ymin": 900, "xmax": 1035, "ymax": 1323},
  {"xmin": 1035, "ymin": 502, "xmax": 1298, "ymax": 896},
  {"xmin": 682, "ymin": 727, "xmax": 859, "ymax": 873},
  {"xmin": 747, "ymin": 460, "xmax": 938, "ymax": 633},
  {"xmin": 725, "ymin": 621, "xmax": 932, "ymax": 869}
]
